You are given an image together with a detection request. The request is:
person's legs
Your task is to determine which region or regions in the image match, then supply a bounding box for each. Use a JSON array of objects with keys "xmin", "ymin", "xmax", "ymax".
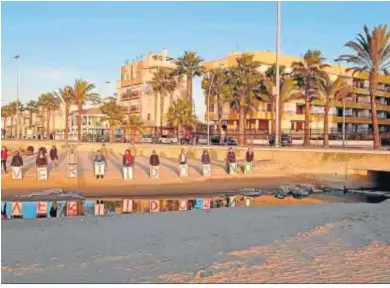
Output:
[{"xmin": 2, "ymin": 160, "xmax": 7, "ymax": 173}]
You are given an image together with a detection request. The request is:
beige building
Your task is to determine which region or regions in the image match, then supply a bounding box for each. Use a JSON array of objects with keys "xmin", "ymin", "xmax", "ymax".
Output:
[
  {"xmin": 203, "ymin": 51, "xmax": 390, "ymax": 136},
  {"xmin": 116, "ymin": 48, "xmax": 187, "ymax": 127}
]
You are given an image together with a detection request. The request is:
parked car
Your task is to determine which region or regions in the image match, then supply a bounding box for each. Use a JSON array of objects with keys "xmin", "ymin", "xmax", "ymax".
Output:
[
  {"xmin": 140, "ymin": 134, "xmax": 154, "ymax": 144},
  {"xmin": 158, "ymin": 135, "xmax": 178, "ymax": 144},
  {"xmin": 269, "ymin": 134, "xmax": 293, "ymax": 146},
  {"xmin": 210, "ymin": 136, "xmax": 237, "ymax": 146}
]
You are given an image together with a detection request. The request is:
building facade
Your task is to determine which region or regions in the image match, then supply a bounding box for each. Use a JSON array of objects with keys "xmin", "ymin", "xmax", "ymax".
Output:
[
  {"xmin": 203, "ymin": 51, "xmax": 390, "ymax": 137},
  {"xmin": 116, "ymin": 48, "xmax": 187, "ymax": 127}
]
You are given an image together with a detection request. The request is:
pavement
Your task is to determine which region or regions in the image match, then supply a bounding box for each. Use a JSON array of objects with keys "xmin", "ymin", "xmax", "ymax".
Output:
[{"xmin": 2, "ymin": 200, "xmax": 390, "ymax": 283}]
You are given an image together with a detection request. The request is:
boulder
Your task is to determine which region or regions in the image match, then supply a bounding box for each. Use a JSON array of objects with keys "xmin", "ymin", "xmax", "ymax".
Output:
[
  {"xmin": 291, "ymin": 187, "xmax": 309, "ymax": 198},
  {"xmin": 296, "ymin": 184, "xmax": 315, "ymax": 194},
  {"xmin": 276, "ymin": 185, "xmax": 294, "ymax": 196},
  {"xmin": 275, "ymin": 194, "xmax": 286, "ymax": 200}
]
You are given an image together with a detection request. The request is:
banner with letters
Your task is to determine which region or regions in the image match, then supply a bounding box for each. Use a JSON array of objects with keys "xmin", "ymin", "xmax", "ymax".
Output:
[{"xmin": 37, "ymin": 167, "xmax": 48, "ymax": 181}]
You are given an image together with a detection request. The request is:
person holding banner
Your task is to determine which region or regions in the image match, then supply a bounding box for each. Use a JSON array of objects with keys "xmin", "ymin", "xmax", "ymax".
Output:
[
  {"xmin": 10, "ymin": 150, "xmax": 24, "ymax": 180},
  {"xmin": 1, "ymin": 146, "xmax": 8, "ymax": 174},
  {"xmin": 36, "ymin": 150, "xmax": 48, "ymax": 181},
  {"xmin": 68, "ymin": 148, "xmax": 77, "ymax": 178},
  {"xmin": 226, "ymin": 147, "xmax": 236, "ymax": 174},
  {"xmin": 244, "ymin": 148, "xmax": 254, "ymax": 174},
  {"xmin": 1, "ymin": 202, "xmax": 7, "ymax": 220},
  {"xmin": 49, "ymin": 145, "xmax": 59, "ymax": 169},
  {"xmin": 94, "ymin": 150, "xmax": 106, "ymax": 179},
  {"xmin": 101, "ymin": 144, "xmax": 108, "ymax": 170},
  {"xmin": 149, "ymin": 150, "xmax": 160, "ymax": 178},
  {"xmin": 178, "ymin": 149, "xmax": 188, "ymax": 177},
  {"xmin": 122, "ymin": 149, "xmax": 134, "ymax": 179},
  {"xmin": 201, "ymin": 150, "xmax": 211, "ymax": 176}
]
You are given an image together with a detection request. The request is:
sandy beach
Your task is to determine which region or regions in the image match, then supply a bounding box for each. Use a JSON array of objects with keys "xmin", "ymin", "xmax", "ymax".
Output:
[{"xmin": 2, "ymin": 199, "xmax": 389, "ymax": 283}]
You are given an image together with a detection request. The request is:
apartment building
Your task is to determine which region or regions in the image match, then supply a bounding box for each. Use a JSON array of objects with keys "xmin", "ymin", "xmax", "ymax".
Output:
[
  {"xmin": 116, "ymin": 48, "xmax": 187, "ymax": 127},
  {"xmin": 203, "ymin": 51, "xmax": 390, "ymax": 135}
]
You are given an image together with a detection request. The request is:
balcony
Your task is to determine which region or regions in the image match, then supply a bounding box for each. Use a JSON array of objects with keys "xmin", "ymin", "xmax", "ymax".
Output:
[
  {"xmin": 331, "ymin": 116, "xmax": 390, "ymax": 125},
  {"xmin": 354, "ymin": 87, "xmax": 390, "ymax": 97}
]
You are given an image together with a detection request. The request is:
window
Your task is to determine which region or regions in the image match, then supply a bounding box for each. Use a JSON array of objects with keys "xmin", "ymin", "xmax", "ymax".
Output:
[
  {"xmin": 122, "ymin": 73, "xmax": 128, "ymax": 81},
  {"xmin": 296, "ymin": 105, "xmax": 304, "ymax": 115},
  {"xmin": 147, "ymin": 114, "xmax": 151, "ymax": 120},
  {"xmin": 82, "ymin": 116, "xmax": 87, "ymax": 125}
]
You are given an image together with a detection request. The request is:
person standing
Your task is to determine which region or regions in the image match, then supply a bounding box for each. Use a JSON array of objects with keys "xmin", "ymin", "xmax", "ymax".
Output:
[
  {"xmin": 149, "ymin": 150, "xmax": 160, "ymax": 178},
  {"xmin": 94, "ymin": 150, "xmax": 106, "ymax": 179},
  {"xmin": 101, "ymin": 144, "xmax": 108, "ymax": 170},
  {"xmin": 201, "ymin": 150, "xmax": 210, "ymax": 164},
  {"xmin": 226, "ymin": 147, "xmax": 236, "ymax": 174},
  {"xmin": 123, "ymin": 149, "xmax": 134, "ymax": 167},
  {"xmin": 10, "ymin": 150, "xmax": 24, "ymax": 180},
  {"xmin": 245, "ymin": 148, "xmax": 254, "ymax": 173},
  {"xmin": 1, "ymin": 146, "xmax": 8, "ymax": 173},
  {"xmin": 36, "ymin": 150, "xmax": 48, "ymax": 167},
  {"xmin": 179, "ymin": 149, "xmax": 187, "ymax": 165},
  {"xmin": 49, "ymin": 145, "xmax": 59, "ymax": 169}
]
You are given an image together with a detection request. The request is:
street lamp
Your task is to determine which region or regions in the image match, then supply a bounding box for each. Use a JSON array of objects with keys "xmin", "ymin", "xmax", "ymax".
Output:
[
  {"xmin": 13, "ymin": 55, "xmax": 20, "ymax": 139},
  {"xmin": 274, "ymin": 1, "xmax": 281, "ymax": 147},
  {"xmin": 207, "ymin": 72, "xmax": 216, "ymax": 146}
]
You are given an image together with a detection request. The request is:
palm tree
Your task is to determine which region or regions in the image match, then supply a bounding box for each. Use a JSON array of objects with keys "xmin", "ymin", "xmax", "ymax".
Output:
[
  {"xmin": 174, "ymin": 51, "xmax": 204, "ymax": 111},
  {"xmin": 150, "ymin": 68, "xmax": 177, "ymax": 133},
  {"xmin": 291, "ymin": 50, "xmax": 330, "ymax": 146},
  {"xmin": 71, "ymin": 79, "xmax": 100, "ymax": 141},
  {"xmin": 7, "ymin": 101, "xmax": 23, "ymax": 137},
  {"xmin": 123, "ymin": 115, "xmax": 144, "ymax": 143},
  {"xmin": 318, "ymin": 76, "xmax": 354, "ymax": 148},
  {"xmin": 25, "ymin": 100, "xmax": 39, "ymax": 128},
  {"xmin": 99, "ymin": 100, "xmax": 124, "ymax": 142},
  {"xmin": 1, "ymin": 105, "xmax": 11, "ymax": 137},
  {"xmin": 165, "ymin": 98, "xmax": 197, "ymax": 137},
  {"xmin": 38, "ymin": 93, "xmax": 59, "ymax": 136},
  {"xmin": 226, "ymin": 53, "xmax": 263, "ymax": 145},
  {"xmin": 201, "ymin": 67, "xmax": 230, "ymax": 136},
  {"xmin": 54, "ymin": 86, "xmax": 73, "ymax": 141},
  {"xmin": 337, "ymin": 25, "xmax": 390, "ymax": 149},
  {"xmin": 262, "ymin": 64, "xmax": 287, "ymax": 134}
]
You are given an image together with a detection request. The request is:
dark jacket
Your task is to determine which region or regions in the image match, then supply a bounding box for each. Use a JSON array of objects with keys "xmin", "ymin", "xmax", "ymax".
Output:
[
  {"xmin": 11, "ymin": 155, "xmax": 23, "ymax": 167},
  {"xmin": 49, "ymin": 148, "xmax": 58, "ymax": 160},
  {"xmin": 201, "ymin": 153, "xmax": 210, "ymax": 164},
  {"xmin": 149, "ymin": 154, "xmax": 160, "ymax": 166},
  {"xmin": 246, "ymin": 152, "xmax": 254, "ymax": 163},
  {"xmin": 94, "ymin": 154, "xmax": 106, "ymax": 164},
  {"xmin": 123, "ymin": 154, "xmax": 134, "ymax": 167},
  {"xmin": 36, "ymin": 156, "xmax": 48, "ymax": 167},
  {"xmin": 227, "ymin": 151, "xmax": 236, "ymax": 163}
]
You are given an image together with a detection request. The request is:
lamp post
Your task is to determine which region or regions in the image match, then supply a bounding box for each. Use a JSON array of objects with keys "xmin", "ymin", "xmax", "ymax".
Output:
[
  {"xmin": 207, "ymin": 72, "xmax": 216, "ymax": 146},
  {"xmin": 13, "ymin": 55, "xmax": 20, "ymax": 139},
  {"xmin": 274, "ymin": 1, "xmax": 281, "ymax": 147}
]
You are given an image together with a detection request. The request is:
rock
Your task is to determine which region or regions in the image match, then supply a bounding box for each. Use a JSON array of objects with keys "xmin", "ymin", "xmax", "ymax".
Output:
[
  {"xmin": 275, "ymin": 194, "xmax": 285, "ymax": 199},
  {"xmin": 276, "ymin": 185, "xmax": 293, "ymax": 196},
  {"xmin": 296, "ymin": 184, "xmax": 315, "ymax": 194},
  {"xmin": 291, "ymin": 187, "xmax": 309, "ymax": 198},
  {"xmin": 319, "ymin": 185, "xmax": 332, "ymax": 192}
]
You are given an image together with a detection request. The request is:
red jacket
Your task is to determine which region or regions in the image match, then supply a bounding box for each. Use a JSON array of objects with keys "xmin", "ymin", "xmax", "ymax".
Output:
[{"xmin": 1, "ymin": 149, "xmax": 7, "ymax": 160}]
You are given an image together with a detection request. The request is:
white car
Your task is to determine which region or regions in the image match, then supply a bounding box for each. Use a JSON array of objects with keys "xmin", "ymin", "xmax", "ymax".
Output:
[
  {"xmin": 158, "ymin": 135, "xmax": 178, "ymax": 144},
  {"xmin": 140, "ymin": 135, "xmax": 154, "ymax": 144}
]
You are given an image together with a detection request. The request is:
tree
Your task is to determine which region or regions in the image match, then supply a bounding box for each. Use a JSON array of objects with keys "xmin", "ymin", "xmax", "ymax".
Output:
[
  {"xmin": 7, "ymin": 101, "xmax": 24, "ymax": 137},
  {"xmin": 291, "ymin": 50, "xmax": 330, "ymax": 146},
  {"xmin": 174, "ymin": 51, "xmax": 204, "ymax": 111},
  {"xmin": 337, "ymin": 25, "xmax": 390, "ymax": 149},
  {"xmin": 262, "ymin": 64, "xmax": 287, "ymax": 134},
  {"xmin": 25, "ymin": 100, "xmax": 39, "ymax": 128},
  {"xmin": 318, "ymin": 76, "xmax": 353, "ymax": 148},
  {"xmin": 201, "ymin": 67, "xmax": 230, "ymax": 136},
  {"xmin": 225, "ymin": 53, "xmax": 263, "ymax": 145},
  {"xmin": 71, "ymin": 79, "xmax": 100, "ymax": 141},
  {"xmin": 38, "ymin": 93, "xmax": 59, "ymax": 136},
  {"xmin": 99, "ymin": 100, "xmax": 124, "ymax": 142},
  {"xmin": 54, "ymin": 86, "xmax": 74, "ymax": 141},
  {"xmin": 1, "ymin": 105, "xmax": 11, "ymax": 137},
  {"xmin": 123, "ymin": 115, "xmax": 144, "ymax": 143},
  {"xmin": 165, "ymin": 98, "xmax": 197, "ymax": 136},
  {"xmin": 150, "ymin": 68, "xmax": 177, "ymax": 132}
]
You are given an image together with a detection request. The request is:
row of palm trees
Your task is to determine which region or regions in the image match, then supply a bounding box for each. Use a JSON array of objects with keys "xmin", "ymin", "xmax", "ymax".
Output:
[{"xmin": 201, "ymin": 24, "xmax": 389, "ymax": 149}]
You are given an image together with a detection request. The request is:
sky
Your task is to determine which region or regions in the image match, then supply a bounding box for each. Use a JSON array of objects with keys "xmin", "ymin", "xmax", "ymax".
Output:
[{"xmin": 1, "ymin": 1, "xmax": 390, "ymax": 120}]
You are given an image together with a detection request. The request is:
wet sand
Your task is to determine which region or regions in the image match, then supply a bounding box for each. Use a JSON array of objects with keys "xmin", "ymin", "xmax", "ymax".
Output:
[{"xmin": 2, "ymin": 200, "xmax": 389, "ymax": 283}]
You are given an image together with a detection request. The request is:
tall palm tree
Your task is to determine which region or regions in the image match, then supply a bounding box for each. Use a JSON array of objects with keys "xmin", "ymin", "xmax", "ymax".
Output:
[
  {"xmin": 54, "ymin": 86, "xmax": 73, "ymax": 141},
  {"xmin": 99, "ymin": 100, "xmax": 124, "ymax": 142},
  {"xmin": 201, "ymin": 67, "xmax": 230, "ymax": 136},
  {"xmin": 226, "ymin": 53, "xmax": 263, "ymax": 145},
  {"xmin": 8, "ymin": 101, "xmax": 23, "ymax": 137},
  {"xmin": 337, "ymin": 25, "xmax": 390, "ymax": 149},
  {"xmin": 165, "ymin": 98, "xmax": 197, "ymax": 137},
  {"xmin": 262, "ymin": 64, "xmax": 287, "ymax": 134},
  {"xmin": 291, "ymin": 50, "xmax": 330, "ymax": 146},
  {"xmin": 174, "ymin": 51, "xmax": 204, "ymax": 111},
  {"xmin": 71, "ymin": 79, "xmax": 100, "ymax": 141},
  {"xmin": 124, "ymin": 115, "xmax": 144, "ymax": 143},
  {"xmin": 150, "ymin": 68, "xmax": 177, "ymax": 133},
  {"xmin": 38, "ymin": 93, "xmax": 59, "ymax": 136},
  {"xmin": 25, "ymin": 100, "xmax": 39, "ymax": 128},
  {"xmin": 318, "ymin": 76, "xmax": 354, "ymax": 148}
]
